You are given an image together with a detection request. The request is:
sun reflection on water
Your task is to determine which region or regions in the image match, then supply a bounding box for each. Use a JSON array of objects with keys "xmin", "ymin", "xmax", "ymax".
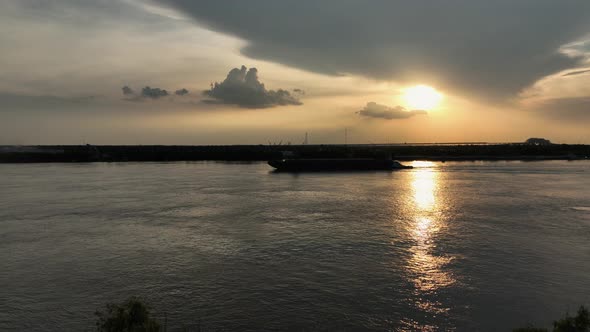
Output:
[
  {"xmin": 404, "ymin": 161, "xmax": 456, "ymax": 327},
  {"xmin": 412, "ymin": 165, "xmax": 436, "ymax": 211}
]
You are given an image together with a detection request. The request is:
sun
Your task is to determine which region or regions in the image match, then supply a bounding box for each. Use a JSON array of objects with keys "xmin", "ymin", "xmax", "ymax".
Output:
[{"xmin": 403, "ymin": 85, "xmax": 443, "ymax": 110}]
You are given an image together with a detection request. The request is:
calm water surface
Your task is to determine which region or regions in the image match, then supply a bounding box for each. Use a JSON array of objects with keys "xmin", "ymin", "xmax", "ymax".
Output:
[{"xmin": 1, "ymin": 161, "xmax": 589, "ymax": 331}]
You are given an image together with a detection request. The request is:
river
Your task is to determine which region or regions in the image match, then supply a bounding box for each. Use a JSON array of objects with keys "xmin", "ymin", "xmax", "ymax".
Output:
[{"xmin": 1, "ymin": 160, "xmax": 589, "ymax": 331}]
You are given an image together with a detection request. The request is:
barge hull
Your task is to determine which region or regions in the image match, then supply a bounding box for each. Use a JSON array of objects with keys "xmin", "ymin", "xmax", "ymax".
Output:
[{"xmin": 268, "ymin": 159, "xmax": 412, "ymax": 171}]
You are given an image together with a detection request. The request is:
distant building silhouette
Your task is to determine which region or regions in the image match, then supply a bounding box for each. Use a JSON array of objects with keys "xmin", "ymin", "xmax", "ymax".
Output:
[{"xmin": 525, "ymin": 137, "xmax": 552, "ymax": 145}]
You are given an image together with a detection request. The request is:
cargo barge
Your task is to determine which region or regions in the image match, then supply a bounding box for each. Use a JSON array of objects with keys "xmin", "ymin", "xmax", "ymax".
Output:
[{"xmin": 268, "ymin": 158, "xmax": 413, "ymax": 172}]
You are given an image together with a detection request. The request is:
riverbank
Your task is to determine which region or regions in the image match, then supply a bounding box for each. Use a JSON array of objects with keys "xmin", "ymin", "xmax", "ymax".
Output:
[{"xmin": 0, "ymin": 143, "xmax": 588, "ymax": 163}]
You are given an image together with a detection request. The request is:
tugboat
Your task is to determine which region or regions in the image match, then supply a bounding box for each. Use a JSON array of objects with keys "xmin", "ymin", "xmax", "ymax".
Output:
[{"xmin": 268, "ymin": 158, "xmax": 412, "ymax": 172}]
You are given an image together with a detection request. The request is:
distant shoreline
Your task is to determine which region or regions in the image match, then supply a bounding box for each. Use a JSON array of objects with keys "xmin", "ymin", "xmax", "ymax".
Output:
[{"xmin": 0, "ymin": 144, "xmax": 588, "ymax": 163}]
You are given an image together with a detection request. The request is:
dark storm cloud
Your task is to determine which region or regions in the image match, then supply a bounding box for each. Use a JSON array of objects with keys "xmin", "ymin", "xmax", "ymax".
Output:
[
  {"xmin": 532, "ymin": 97, "xmax": 590, "ymax": 122},
  {"xmin": 358, "ymin": 102, "xmax": 426, "ymax": 120},
  {"xmin": 203, "ymin": 65, "xmax": 302, "ymax": 108},
  {"xmin": 562, "ymin": 69, "xmax": 590, "ymax": 77},
  {"xmin": 157, "ymin": 0, "xmax": 590, "ymax": 99},
  {"xmin": 175, "ymin": 88, "xmax": 189, "ymax": 96},
  {"xmin": 5, "ymin": 0, "xmax": 179, "ymax": 27}
]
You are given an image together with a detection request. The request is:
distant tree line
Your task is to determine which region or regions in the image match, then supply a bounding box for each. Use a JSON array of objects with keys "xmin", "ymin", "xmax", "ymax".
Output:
[{"xmin": 1, "ymin": 143, "xmax": 589, "ymax": 163}]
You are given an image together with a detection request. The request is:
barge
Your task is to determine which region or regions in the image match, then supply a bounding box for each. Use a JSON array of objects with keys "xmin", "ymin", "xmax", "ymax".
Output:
[{"xmin": 268, "ymin": 158, "xmax": 412, "ymax": 172}]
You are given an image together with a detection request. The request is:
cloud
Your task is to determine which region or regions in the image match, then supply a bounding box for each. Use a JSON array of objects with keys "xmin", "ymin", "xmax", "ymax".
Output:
[
  {"xmin": 530, "ymin": 96, "xmax": 590, "ymax": 122},
  {"xmin": 203, "ymin": 65, "xmax": 302, "ymax": 108},
  {"xmin": 562, "ymin": 69, "xmax": 590, "ymax": 77},
  {"xmin": 141, "ymin": 86, "xmax": 168, "ymax": 99},
  {"xmin": 357, "ymin": 102, "xmax": 426, "ymax": 120},
  {"xmin": 157, "ymin": 1, "xmax": 590, "ymax": 100},
  {"xmin": 122, "ymin": 86, "xmax": 135, "ymax": 95},
  {"xmin": 121, "ymin": 86, "xmax": 171, "ymax": 100},
  {"xmin": 0, "ymin": 93, "xmax": 100, "ymax": 111},
  {"xmin": 175, "ymin": 88, "xmax": 189, "ymax": 96}
]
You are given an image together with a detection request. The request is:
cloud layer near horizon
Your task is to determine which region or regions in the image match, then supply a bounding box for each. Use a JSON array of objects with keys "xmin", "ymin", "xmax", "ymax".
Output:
[
  {"xmin": 358, "ymin": 102, "xmax": 426, "ymax": 120},
  {"xmin": 528, "ymin": 96, "xmax": 590, "ymax": 122},
  {"xmin": 157, "ymin": 0, "xmax": 590, "ymax": 100},
  {"xmin": 203, "ymin": 65, "xmax": 302, "ymax": 108}
]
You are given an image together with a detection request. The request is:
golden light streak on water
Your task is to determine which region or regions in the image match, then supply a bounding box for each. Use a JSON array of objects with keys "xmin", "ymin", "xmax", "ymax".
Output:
[
  {"xmin": 404, "ymin": 161, "xmax": 456, "ymax": 328},
  {"xmin": 412, "ymin": 171, "xmax": 436, "ymax": 211}
]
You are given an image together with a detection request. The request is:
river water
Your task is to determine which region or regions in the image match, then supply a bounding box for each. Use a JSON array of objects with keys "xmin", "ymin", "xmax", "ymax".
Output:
[{"xmin": 1, "ymin": 160, "xmax": 589, "ymax": 331}]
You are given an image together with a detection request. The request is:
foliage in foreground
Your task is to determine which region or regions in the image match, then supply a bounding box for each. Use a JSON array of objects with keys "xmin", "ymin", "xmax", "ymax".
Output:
[
  {"xmin": 95, "ymin": 297, "xmax": 161, "ymax": 332},
  {"xmin": 95, "ymin": 297, "xmax": 587, "ymax": 332},
  {"xmin": 514, "ymin": 306, "xmax": 590, "ymax": 332}
]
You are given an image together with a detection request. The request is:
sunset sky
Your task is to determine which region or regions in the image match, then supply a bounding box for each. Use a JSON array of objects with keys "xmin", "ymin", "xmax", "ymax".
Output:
[{"xmin": 1, "ymin": 0, "xmax": 590, "ymax": 145}]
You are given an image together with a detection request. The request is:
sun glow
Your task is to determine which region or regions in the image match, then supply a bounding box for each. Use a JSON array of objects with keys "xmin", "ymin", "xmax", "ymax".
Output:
[{"xmin": 403, "ymin": 85, "xmax": 443, "ymax": 110}]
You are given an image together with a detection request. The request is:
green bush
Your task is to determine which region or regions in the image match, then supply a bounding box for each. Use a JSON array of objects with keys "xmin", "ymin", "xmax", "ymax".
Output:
[
  {"xmin": 553, "ymin": 306, "xmax": 590, "ymax": 332},
  {"xmin": 514, "ymin": 306, "xmax": 589, "ymax": 332},
  {"xmin": 93, "ymin": 298, "xmax": 586, "ymax": 332},
  {"xmin": 95, "ymin": 297, "xmax": 161, "ymax": 332}
]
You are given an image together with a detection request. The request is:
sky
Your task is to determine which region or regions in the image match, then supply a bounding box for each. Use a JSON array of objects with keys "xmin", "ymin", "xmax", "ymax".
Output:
[{"xmin": 1, "ymin": 0, "xmax": 590, "ymax": 145}]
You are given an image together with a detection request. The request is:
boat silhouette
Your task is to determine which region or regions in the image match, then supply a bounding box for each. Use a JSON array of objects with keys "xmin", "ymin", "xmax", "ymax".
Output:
[{"xmin": 268, "ymin": 158, "xmax": 412, "ymax": 172}]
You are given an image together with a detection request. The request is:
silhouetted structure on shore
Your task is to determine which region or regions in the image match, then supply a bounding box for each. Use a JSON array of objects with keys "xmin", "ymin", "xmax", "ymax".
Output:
[
  {"xmin": 1, "ymin": 143, "xmax": 589, "ymax": 163},
  {"xmin": 525, "ymin": 137, "xmax": 552, "ymax": 146}
]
